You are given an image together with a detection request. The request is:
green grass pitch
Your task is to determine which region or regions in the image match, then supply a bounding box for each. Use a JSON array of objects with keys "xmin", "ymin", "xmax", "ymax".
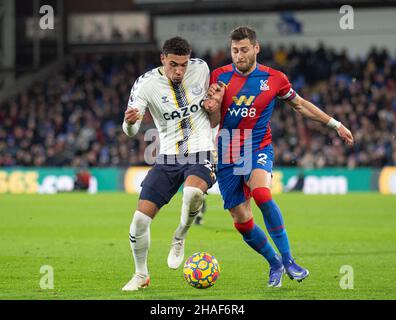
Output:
[{"xmin": 1, "ymin": 192, "xmax": 395, "ymax": 300}]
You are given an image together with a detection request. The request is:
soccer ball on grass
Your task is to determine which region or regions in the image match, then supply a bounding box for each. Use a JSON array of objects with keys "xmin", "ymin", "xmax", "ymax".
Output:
[{"xmin": 183, "ymin": 252, "xmax": 220, "ymax": 289}]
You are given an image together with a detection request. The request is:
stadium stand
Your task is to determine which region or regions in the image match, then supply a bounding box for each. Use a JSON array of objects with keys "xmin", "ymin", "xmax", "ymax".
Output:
[{"xmin": 1, "ymin": 44, "xmax": 395, "ymax": 168}]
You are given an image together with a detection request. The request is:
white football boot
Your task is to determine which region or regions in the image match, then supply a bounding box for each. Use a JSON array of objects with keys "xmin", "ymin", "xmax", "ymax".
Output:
[
  {"xmin": 167, "ymin": 237, "xmax": 185, "ymax": 269},
  {"xmin": 122, "ymin": 273, "xmax": 150, "ymax": 291}
]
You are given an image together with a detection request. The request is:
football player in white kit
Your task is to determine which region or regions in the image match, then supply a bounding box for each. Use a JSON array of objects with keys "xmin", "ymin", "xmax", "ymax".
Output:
[{"xmin": 121, "ymin": 37, "xmax": 216, "ymax": 291}]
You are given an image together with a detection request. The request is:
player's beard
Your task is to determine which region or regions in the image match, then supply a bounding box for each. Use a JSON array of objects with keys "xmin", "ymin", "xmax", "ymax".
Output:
[{"xmin": 235, "ymin": 55, "xmax": 256, "ymax": 74}]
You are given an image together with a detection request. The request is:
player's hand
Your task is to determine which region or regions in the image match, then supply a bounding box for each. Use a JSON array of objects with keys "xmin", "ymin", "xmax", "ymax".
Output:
[
  {"xmin": 337, "ymin": 125, "xmax": 354, "ymax": 146},
  {"xmin": 203, "ymin": 98, "xmax": 220, "ymax": 113},
  {"xmin": 207, "ymin": 82, "xmax": 225, "ymax": 103},
  {"xmin": 204, "ymin": 82, "xmax": 225, "ymax": 113},
  {"xmin": 124, "ymin": 108, "xmax": 141, "ymax": 125}
]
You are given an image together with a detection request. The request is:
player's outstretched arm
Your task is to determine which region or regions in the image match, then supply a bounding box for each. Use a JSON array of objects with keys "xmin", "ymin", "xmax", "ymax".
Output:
[
  {"xmin": 203, "ymin": 83, "xmax": 225, "ymax": 128},
  {"xmin": 122, "ymin": 107, "xmax": 142, "ymax": 137},
  {"xmin": 286, "ymin": 94, "xmax": 354, "ymax": 145}
]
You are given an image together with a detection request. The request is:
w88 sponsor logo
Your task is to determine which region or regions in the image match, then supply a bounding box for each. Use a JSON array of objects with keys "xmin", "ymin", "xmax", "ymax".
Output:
[{"xmin": 228, "ymin": 107, "xmax": 256, "ymax": 118}]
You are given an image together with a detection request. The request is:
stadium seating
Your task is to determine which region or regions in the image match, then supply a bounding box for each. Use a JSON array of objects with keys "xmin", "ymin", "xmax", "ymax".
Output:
[{"xmin": 1, "ymin": 45, "xmax": 395, "ymax": 168}]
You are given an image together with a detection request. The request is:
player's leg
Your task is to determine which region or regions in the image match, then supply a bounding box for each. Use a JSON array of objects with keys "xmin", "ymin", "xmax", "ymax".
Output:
[
  {"xmin": 248, "ymin": 168, "xmax": 309, "ymax": 282},
  {"xmin": 230, "ymin": 200, "xmax": 281, "ymax": 267},
  {"xmin": 168, "ymin": 155, "xmax": 215, "ymax": 269},
  {"xmin": 248, "ymin": 169, "xmax": 291, "ymax": 260},
  {"xmin": 167, "ymin": 175, "xmax": 206, "ymax": 269},
  {"xmin": 131, "ymin": 200, "xmax": 159, "ymax": 272},
  {"xmin": 123, "ymin": 164, "xmax": 183, "ymax": 290},
  {"xmin": 194, "ymin": 197, "xmax": 206, "ymax": 225},
  {"xmin": 229, "ymin": 200, "xmax": 284, "ymax": 287},
  {"xmin": 218, "ymin": 163, "xmax": 283, "ymax": 287},
  {"xmin": 122, "ymin": 199, "xmax": 158, "ymax": 291},
  {"xmin": 174, "ymin": 175, "xmax": 207, "ymax": 237}
]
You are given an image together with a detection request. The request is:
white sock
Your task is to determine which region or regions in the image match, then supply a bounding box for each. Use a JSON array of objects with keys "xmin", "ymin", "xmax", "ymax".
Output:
[
  {"xmin": 129, "ymin": 210, "xmax": 152, "ymax": 276},
  {"xmin": 174, "ymin": 186, "xmax": 204, "ymax": 240}
]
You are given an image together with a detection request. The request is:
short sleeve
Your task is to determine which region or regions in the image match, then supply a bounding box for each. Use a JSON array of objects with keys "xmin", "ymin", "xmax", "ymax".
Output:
[
  {"xmin": 202, "ymin": 62, "xmax": 210, "ymax": 91},
  {"xmin": 276, "ymin": 72, "xmax": 297, "ymax": 101},
  {"xmin": 210, "ymin": 67, "xmax": 223, "ymax": 86},
  {"xmin": 127, "ymin": 77, "xmax": 149, "ymax": 116},
  {"xmin": 210, "ymin": 71, "xmax": 218, "ymax": 86}
]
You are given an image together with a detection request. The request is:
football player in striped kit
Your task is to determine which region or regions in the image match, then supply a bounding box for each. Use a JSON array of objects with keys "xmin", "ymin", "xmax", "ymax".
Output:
[
  {"xmin": 204, "ymin": 26, "xmax": 354, "ymax": 288},
  {"xmin": 121, "ymin": 37, "xmax": 216, "ymax": 291}
]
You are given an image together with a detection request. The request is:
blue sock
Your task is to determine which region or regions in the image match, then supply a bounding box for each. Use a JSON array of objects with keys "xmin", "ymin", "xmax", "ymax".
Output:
[
  {"xmin": 235, "ymin": 221, "xmax": 282, "ymax": 269},
  {"xmin": 258, "ymin": 200, "xmax": 293, "ymax": 266}
]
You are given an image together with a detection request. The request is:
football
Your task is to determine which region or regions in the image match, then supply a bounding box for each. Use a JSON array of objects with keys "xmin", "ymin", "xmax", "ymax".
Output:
[{"xmin": 183, "ymin": 252, "xmax": 220, "ymax": 289}]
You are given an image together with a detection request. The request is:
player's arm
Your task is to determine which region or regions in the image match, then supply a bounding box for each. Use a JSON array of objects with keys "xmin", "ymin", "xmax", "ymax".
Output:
[
  {"xmin": 122, "ymin": 79, "xmax": 148, "ymax": 137},
  {"xmin": 122, "ymin": 108, "xmax": 143, "ymax": 137},
  {"xmin": 286, "ymin": 94, "xmax": 354, "ymax": 145},
  {"xmin": 203, "ymin": 82, "xmax": 225, "ymax": 128}
]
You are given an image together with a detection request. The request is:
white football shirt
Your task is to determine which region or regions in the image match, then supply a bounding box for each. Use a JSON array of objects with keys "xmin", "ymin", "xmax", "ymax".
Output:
[{"xmin": 126, "ymin": 58, "xmax": 215, "ymax": 155}]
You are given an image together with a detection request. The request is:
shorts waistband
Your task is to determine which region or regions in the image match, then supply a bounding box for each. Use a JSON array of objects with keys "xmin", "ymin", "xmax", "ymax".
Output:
[{"xmin": 156, "ymin": 151, "xmax": 214, "ymax": 165}]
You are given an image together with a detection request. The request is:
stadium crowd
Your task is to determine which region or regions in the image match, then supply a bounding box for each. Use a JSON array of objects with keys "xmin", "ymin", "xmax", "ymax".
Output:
[{"xmin": 0, "ymin": 44, "xmax": 395, "ymax": 168}]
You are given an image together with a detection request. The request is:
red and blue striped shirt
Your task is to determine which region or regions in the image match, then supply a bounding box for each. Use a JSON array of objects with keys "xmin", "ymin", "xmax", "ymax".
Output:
[{"xmin": 210, "ymin": 63, "xmax": 296, "ymax": 166}]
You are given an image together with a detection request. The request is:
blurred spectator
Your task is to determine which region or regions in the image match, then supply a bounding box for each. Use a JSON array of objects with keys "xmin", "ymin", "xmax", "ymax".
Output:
[
  {"xmin": 0, "ymin": 44, "xmax": 395, "ymax": 168},
  {"xmin": 74, "ymin": 168, "xmax": 91, "ymax": 191}
]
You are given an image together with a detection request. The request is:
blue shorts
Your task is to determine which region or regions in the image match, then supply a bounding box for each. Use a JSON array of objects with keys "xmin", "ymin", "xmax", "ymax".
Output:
[
  {"xmin": 217, "ymin": 144, "xmax": 274, "ymax": 210},
  {"xmin": 139, "ymin": 151, "xmax": 216, "ymax": 209}
]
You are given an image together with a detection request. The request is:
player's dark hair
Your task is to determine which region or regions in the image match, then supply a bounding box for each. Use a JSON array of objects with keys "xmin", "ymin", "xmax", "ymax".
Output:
[
  {"xmin": 162, "ymin": 37, "xmax": 192, "ymax": 56},
  {"xmin": 229, "ymin": 26, "xmax": 257, "ymax": 44}
]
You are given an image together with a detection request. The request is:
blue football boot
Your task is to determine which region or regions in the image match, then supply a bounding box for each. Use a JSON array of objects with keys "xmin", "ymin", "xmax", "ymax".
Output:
[
  {"xmin": 284, "ymin": 259, "xmax": 309, "ymax": 282},
  {"xmin": 267, "ymin": 265, "xmax": 285, "ymax": 288}
]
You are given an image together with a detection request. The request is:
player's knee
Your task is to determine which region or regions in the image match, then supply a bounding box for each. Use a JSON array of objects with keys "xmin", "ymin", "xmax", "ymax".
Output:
[
  {"xmin": 183, "ymin": 186, "xmax": 204, "ymax": 212},
  {"xmin": 251, "ymin": 187, "xmax": 272, "ymax": 206},
  {"xmin": 234, "ymin": 217, "xmax": 254, "ymax": 235},
  {"xmin": 130, "ymin": 210, "xmax": 152, "ymax": 235}
]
